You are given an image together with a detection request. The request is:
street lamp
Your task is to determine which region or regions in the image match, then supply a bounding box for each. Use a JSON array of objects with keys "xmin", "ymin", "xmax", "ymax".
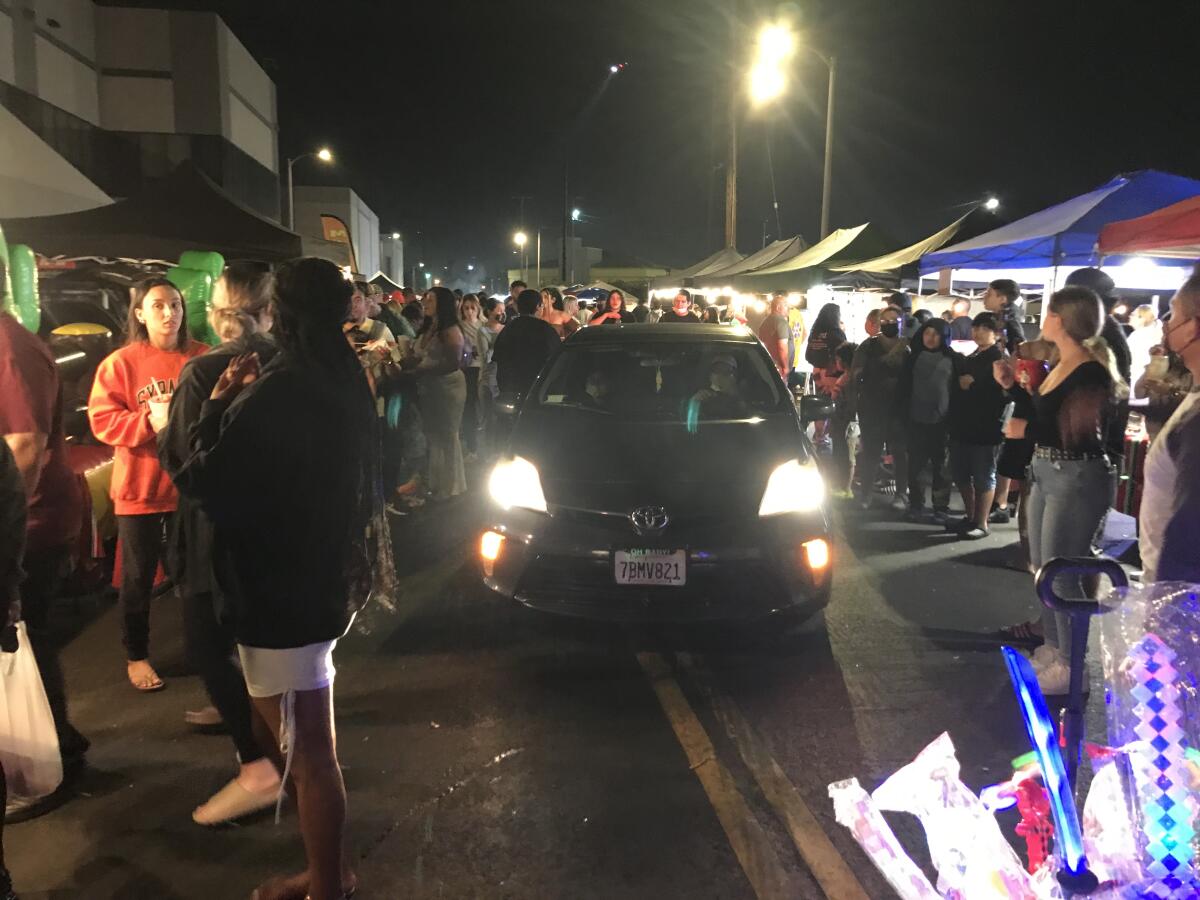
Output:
[
  {"xmin": 285, "ymin": 146, "xmax": 334, "ymax": 230},
  {"xmin": 571, "ymin": 208, "xmax": 581, "ymax": 222},
  {"xmin": 984, "ymin": 196, "xmax": 1001, "ymax": 212},
  {"xmin": 391, "ymin": 231, "xmax": 401, "ymax": 240},
  {"xmin": 727, "ymin": 22, "xmax": 837, "ymax": 243}
]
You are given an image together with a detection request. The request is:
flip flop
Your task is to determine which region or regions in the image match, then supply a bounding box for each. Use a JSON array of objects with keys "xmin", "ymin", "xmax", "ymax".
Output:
[
  {"xmin": 250, "ymin": 873, "xmax": 356, "ymax": 900},
  {"xmin": 193, "ymin": 778, "xmax": 280, "ymax": 826}
]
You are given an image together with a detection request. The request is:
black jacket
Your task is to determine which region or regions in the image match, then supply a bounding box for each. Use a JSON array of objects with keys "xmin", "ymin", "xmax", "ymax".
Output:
[
  {"xmin": 493, "ymin": 316, "xmax": 560, "ymax": 397},
  {"xmin": 948, "ymin": 344, "xmax": 1008, "ymax": 445},
  {"xmin": 171, "ymin": 352, "xmax": 377, "ymax": 649},
  {"xmin": 159, "ymin": 334, "xmax": 278, "ymax": 600}
]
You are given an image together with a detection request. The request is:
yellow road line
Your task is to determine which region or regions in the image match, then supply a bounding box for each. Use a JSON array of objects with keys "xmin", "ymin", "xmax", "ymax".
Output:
[
  {"xmin": 636, "ymin": 651, "xmax": 801, "ymax": 899},
  {"xmin": 679, "ymin": 654, "xmax": 872, "ymax": 900}
]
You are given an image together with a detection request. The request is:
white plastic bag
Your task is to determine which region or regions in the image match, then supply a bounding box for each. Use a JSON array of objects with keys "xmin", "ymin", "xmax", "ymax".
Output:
[{"xmin": 0, "ymin": 621, "xmax": 63, "ymax": 801}]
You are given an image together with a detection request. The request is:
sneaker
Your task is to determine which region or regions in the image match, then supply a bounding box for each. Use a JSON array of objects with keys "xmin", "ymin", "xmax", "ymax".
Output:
[
  {"xmin": 1030, "ymin": 644, "xmax": 1059, "ymax": 672},
  {"xmin": 1036, "ymin": 660, "xmax": 1074, "ymax": 696},
  {"xmin": 988, "ymin": 506, "xmax": 1011, "ymax": 525},
  {"xmin": 904, "ymin": 507, "xmax": 927, "ymax": 523},
  {"xmin": 960, "ymin": 526, "xmax": 988, "ymax": 540}
]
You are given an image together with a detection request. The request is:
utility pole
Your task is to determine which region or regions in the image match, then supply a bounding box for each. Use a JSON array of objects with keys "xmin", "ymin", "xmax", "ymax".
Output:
[
  {"xmin": 724, "ymin": 79, "xmax": 738, "ymax": 249},
  {"xmin": 561, "ymin": 162, "xmax": 569, "ymax": 284},
  {"xmin": 819, "ymin": 54, "xmax": 837, "ymax": 240}
]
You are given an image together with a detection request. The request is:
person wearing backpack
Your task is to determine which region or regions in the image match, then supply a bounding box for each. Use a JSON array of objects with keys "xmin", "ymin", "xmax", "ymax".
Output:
[
  {"xmin": 851, "ymin": 306, "xmax": 910, "ymax": 510},
  {"xmin": 805, "ymin": 303, "xmax": 847, "ymax": 449}
]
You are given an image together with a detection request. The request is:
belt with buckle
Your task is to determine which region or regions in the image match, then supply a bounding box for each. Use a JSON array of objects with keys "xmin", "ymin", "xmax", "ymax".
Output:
[{"xmin": 1033, "ymin": 446, "xmax": 1107, "ymax": 462}]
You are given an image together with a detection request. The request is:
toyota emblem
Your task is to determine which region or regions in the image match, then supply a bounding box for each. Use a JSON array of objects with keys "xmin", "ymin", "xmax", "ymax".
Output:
[{"xmin": 629, "ymin": 505, "xmax": 670, "ymax": 533}]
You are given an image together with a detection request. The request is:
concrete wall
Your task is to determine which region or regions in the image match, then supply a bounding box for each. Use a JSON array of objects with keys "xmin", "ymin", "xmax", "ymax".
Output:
[
  {"xmin": 379, "ymin": 234, "xmax": 405, "ymax": 286},
  {"xmin": 0, "ymin": 9, "xmax": 14, "ymax": 85},
  {"xmin": 221, "ymin": 17, "xmax": 277, "ymax": 174}
]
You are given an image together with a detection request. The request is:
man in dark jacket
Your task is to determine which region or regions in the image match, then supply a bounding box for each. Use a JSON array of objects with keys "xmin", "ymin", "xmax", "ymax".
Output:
[
  {"xmin": 982, "ymin": 278, "xmax": 1026, "ymax": 353},
  {"xmin": 947, "ymin": 313, "xmax": 1009, "ymax": 539},
  {"xmin": 492, "ymin": 289, "xmax": 561, "ymax": 398},
  {"xmin": 851, "ymin": 306, "xmax": 910, "ymax": 510}
]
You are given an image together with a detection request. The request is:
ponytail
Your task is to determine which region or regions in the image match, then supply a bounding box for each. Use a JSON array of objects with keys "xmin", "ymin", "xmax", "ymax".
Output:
[
  {"xmin": 1083, "ymin": 336, "xmax": 1130, "ymax": 399},
  {"xmin": 210, "ymin": 306, "xmax": 258, "ymax": 343}
]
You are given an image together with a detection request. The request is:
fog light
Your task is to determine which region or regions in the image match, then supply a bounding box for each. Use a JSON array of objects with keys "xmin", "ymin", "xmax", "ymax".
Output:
[
  {"xmin": 481, "ymin": 531, "xmax": 505, "ymax": 577},
  {"xmin": 803, "ymin": 538, "xmax": 830, "ymax": 571},
  {"xmin": 481, "ymin": 531, "xmax": 504, "ymax": 562}
]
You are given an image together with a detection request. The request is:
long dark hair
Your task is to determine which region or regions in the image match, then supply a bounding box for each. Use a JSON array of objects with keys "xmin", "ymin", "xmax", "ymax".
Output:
[
  {"xmin": 272, "ymin": 258, "xmax": 358, "ymax": 378},
  {"xmin": 126, "ymin": 276, "xmax": 189, "ymax": 348},
  {"xmin": 420, "ymin": 286, "xmax": 461, "ymax": 335},
  {"xmin": 608, "ymin": 289, "xmax": 626, "ymax": 312},
  {"xmin": 811, "ymin": 302, "xmax": 841, "ymax": 335}
]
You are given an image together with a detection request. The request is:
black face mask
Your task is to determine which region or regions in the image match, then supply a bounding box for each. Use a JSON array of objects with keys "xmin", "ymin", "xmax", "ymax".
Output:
[{"xmin": 880, "ymin": 322, "xmax": 900, "ymax": 338}]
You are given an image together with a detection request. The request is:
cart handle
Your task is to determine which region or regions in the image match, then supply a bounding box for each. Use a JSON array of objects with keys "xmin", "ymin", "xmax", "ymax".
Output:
[{"xmin": 1035, "ymin": 556, "xmax": 1128, "ymax": 616}]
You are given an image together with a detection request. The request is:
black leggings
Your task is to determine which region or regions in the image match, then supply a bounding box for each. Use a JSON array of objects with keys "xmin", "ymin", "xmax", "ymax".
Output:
[
  {"xmin": 462, "ymin": 367, "xmax": 480, "ymax": 454},
  {"xmin": 117, "ymin": 513, "xmax": 172, "ymax": 662},
  {"xmin": 181, "ymin": 591, "xmax": 264, "ymax": 764}
]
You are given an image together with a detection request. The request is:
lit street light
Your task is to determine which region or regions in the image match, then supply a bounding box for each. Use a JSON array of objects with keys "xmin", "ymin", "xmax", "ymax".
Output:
[
  {"xmin": 390, "ymin": 231, "xmax": 400, "ymax": 240},
  {"xmin": 467, "ymin": 264, "xmax": 475, "ymax": 271},
  {"xmin": 513, "ymin": 231, "xmax": 528, "ymax": 248},
  {"xmin": 984, "ymin": 196, "xmax": 1000, "ymax": 212},
  {"xmin": 726, "ymin": 21, "xmax": 837, "ymax": 243},
  {"xmin": 571, "ymin": 208, "xmax": 582, "ymax": 222},
  {"xmin": 285, "ymin": 146, "xmax": 334, "ymax": 230}
]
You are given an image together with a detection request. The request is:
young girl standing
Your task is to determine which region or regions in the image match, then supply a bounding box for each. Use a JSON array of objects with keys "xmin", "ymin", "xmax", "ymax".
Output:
[{"xmin": 89, "ymin": 277, "xmax": 207, "ymax": 691}]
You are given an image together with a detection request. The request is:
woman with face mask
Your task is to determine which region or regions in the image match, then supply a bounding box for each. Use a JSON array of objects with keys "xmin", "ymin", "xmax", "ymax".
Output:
[{"xmin": 1136, "ymin": 273, "xmax": 1200, "ymax": 585}]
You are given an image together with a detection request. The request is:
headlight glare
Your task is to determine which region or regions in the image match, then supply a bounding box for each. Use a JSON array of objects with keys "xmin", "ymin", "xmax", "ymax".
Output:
[{"xmin": 758, "ymin": 458, "xmax": 825, "ymax": 516}]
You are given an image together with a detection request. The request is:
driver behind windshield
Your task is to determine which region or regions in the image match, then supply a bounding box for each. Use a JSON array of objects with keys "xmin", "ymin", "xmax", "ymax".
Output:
[
  {"xmin": 581, "ymin": 370, "xmax": 611, "ymax": 410},
  {"xmin": 687, "ymin": 354, "xmax": 748, "ymax": 420}
]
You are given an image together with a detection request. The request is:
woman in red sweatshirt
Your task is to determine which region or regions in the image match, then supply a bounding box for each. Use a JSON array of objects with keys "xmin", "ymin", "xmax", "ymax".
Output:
[{"xmin": 88, "ymin": 277, "xmax": 207, "ymax": 691}]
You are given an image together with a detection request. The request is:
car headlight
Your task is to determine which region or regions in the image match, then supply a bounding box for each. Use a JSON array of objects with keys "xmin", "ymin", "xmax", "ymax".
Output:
[
  {"xmin": 488, "ymin": 456, "xmax": 548, "ymax": 513},
  {"xmin": 758, "ymin": 458, "xmax": 825, "ymax": 516}
]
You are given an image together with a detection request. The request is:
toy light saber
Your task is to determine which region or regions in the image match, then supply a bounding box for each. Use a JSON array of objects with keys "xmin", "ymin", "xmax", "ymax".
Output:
[{"xmin": 1002, "ymin": 646, "xmax": 1099, "ymax": 894}]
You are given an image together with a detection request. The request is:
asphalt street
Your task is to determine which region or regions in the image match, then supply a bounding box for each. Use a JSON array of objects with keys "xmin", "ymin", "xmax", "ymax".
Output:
[{"xmin": 8, "ymin": 489, "xmax": 1105, "ymax": 899}]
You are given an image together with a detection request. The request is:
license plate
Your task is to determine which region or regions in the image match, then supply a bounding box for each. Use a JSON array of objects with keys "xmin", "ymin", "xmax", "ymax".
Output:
[{"xmin": 614, "ymin": 550, "xmax": 686, "ymax": 586}]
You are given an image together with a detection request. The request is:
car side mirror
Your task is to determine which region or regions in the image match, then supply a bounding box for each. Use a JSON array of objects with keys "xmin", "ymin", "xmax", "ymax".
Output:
[{"xmin": 799, "ymin": 394, "xmax": 834, "ymax": 424}]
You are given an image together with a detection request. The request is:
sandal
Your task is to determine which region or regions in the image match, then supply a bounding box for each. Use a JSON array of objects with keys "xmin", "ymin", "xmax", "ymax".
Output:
[
  {"xmin": 251, "ymin": 872, "xmax": 356, "ymax": 900},
  {"xmin": 127, "ymin": 661, "xmax": 165, "ymax": 692},
  {"xmin": 995, "ymin": 620, "xmax": 1044, "ymax": 645}
]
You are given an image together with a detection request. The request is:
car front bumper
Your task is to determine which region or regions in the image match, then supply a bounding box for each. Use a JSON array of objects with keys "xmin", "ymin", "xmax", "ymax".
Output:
[{"xmin": 481, "ymin": 505, "xmax": 831, "ymax": 624}]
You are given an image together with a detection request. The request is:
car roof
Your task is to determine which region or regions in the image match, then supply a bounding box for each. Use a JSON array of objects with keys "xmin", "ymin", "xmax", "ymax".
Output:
[{"xmin": 564, "ymin": 323, "xmax": 759, "ymax": 346}]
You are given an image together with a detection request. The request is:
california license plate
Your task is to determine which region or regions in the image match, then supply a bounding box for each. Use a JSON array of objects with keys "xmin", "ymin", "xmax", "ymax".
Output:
[{"xmin": 614, "ymin": 550, "xmax": 686, "ymax": 586}]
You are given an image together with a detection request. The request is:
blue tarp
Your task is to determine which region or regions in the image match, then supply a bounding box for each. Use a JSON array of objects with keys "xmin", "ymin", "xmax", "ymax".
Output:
[{"xmin": 919, "ymin": 170, "xmax": 1200, "ymax": 274}]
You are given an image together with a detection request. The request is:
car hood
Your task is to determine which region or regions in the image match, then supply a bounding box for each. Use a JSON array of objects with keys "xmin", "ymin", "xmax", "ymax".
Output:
[{"xmin": 511, "ymin": 407, "xmax": 803, "ymax": 517}]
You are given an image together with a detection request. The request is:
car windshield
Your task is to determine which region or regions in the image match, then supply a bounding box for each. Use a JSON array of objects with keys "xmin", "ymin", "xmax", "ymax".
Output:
[{"xmin": 536, "ymin": 341, "xmax": 789, "ymax": 423}]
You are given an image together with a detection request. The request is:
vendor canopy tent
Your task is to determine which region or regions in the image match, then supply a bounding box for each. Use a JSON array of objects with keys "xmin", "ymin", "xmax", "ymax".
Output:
[
  {"xmin": 369, "ymin": 271, "xmax": 403, "ymax": 292},
  {"xmin": 1099, "ymin": 195, "xmax": 1200, "ymax": 259},
  {"xmin": 920, "ymin": 170, "xmax": 1200, "ymax": 274},
  {"xmin": 0, "ymin": 161, "xmax": 303, "ymax": 263},
  {"xmin": 651, "ymin": 246, "xmax": 746, "ymax": 287},
  {"xmin": 745, "ymin": 223, "xmax": 870, "ymax": 276},
  {"xmin": 830, "ymin": 212, "xmax": 972, "ymax": 273},
  {"xmin": 695, "ymin": 237, "xmax": 806, "ymax": 282}
]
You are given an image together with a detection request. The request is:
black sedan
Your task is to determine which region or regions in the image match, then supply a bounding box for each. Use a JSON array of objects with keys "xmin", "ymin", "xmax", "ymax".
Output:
[{"xmin": 480, "ymin": 324, "xmax": 832, "ymax": 627}]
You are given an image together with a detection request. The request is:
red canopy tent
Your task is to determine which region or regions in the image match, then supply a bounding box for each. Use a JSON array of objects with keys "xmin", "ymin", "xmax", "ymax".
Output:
[{"xmin": 1098, "ymin": 195, "xmax": 1200, "ymax": 259}]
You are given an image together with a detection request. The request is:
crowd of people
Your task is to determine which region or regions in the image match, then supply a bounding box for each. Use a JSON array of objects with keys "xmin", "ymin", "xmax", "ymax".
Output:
[{"xmin": 3, "ymin": 253, "xmax": 1200, "ymax": 898}]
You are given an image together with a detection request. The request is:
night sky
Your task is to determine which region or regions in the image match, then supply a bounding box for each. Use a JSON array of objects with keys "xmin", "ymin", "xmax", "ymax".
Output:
[{"xmin": 108, "ymin": 0, "xmax": 1200, "ymax": 280}]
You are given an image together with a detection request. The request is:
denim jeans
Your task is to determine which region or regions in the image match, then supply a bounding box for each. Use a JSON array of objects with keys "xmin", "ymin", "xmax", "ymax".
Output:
[{"xmin": 1026, "ymin": 456, "xmax": 1116, "ymax": 662}]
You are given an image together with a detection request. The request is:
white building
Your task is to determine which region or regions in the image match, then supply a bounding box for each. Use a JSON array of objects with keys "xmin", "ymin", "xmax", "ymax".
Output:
[
  {"xmin": 292, "ymin": 185, "xmax": 379, "ymax": 279},
  {"xmin": 379, "ymin": 232, "xmax": 405, "ymax": 287},
  {"xmin": 0, "ymin": 0, "xmax": 280, "ymax": 218}
]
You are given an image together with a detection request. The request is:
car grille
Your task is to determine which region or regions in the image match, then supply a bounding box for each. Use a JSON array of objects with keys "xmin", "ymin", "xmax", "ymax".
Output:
[{"xmin": 514, "ymin": 554, "xmax": 785, "ymax": 622}]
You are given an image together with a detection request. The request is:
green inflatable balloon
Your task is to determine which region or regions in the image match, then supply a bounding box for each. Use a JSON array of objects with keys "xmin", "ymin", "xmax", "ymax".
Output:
[
  {"xmin": 178, "ymin": 250, "xmax": 225, "ymax": 282},
  {"xmin": 0, "ymin": 224, "xmax": 11, "ymax": 317},
  {"xmin": 10, "ymin": 245, "xmax": 41, "ymax": 333},
  {"xmin": 167, "ymin": 266, "xmax": 216, "ymax": 345}
]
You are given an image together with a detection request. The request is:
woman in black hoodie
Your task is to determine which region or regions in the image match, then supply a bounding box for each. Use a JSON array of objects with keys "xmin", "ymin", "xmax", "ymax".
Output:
[{"xmin": 173, "ymin": 257, "xmax": 389, "ymax": 900}]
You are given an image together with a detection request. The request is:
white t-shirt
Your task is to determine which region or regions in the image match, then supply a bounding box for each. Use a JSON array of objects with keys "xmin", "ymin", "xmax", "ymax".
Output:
[{"xmin": 1139, "ymin": 389, "xmax": 1200, "ymax": 582}]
